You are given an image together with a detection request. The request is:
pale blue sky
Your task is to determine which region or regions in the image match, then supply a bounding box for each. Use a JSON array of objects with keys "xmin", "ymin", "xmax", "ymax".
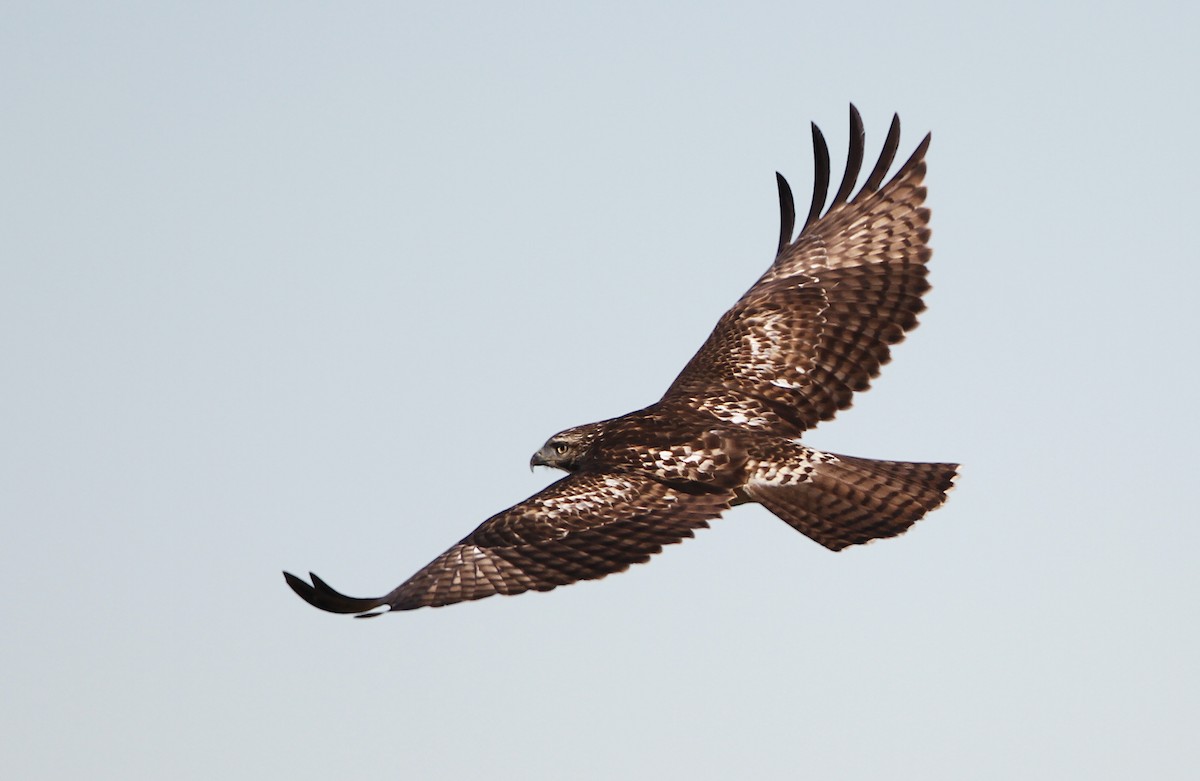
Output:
[{"xmin": 3, "ymin": 2, "xmax": 1198, "ymax": 779}]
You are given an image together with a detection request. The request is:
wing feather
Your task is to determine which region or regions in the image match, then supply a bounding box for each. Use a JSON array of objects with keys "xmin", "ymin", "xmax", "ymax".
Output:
[
  {"xmin": 830, "ymin": 104, "xmax": 865, "ymax": 208},
  {"xmin": 662, "ymin": 109, "xmax": 933, "ymax": 434},
  {"xmin": 283, "ymin": 472, "xmax": 732, "ymax": 616},
  {"xmin": 855, "ymin": 113, "xmax": 901, "ymax": 200},
  {"xmin": 802, "ymin": 122, "xmax": 830, "ymax": 231},
  {"xmin": 775, "ymin": 172, "xmax": 796, "ymax": 256}
]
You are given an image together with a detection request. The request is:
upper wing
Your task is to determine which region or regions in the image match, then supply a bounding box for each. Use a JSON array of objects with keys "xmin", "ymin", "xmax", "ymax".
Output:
[
  {"xmin": 284, "ymin": 471, "xmax": 732, "ymax": 616},
  {"xmin": 662, "ymin": 105, "xmax": 933, "ymax": 435}
]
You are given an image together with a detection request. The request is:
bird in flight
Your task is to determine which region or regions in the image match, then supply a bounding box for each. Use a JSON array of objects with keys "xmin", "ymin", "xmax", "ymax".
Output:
[{"xmin": 285, "ymin": 105, "xmax": 958, "ymax": 617}]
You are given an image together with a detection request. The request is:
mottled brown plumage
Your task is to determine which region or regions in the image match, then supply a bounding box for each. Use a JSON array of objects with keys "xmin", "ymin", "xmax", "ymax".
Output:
[{"xmin": 285, "ymin": 106, "xmax": 958, "ymax": 617}]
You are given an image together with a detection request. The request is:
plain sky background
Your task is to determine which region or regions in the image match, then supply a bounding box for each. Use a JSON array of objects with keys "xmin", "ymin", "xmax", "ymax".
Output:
[{"xmin": 3, "ymin": 2, "xmax": 1198, "ymax": 779}]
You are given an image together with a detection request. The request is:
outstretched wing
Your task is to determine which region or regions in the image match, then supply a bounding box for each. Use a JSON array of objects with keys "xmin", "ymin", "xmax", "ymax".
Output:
[
  {"xmin": 284, "ymin": 472, "xmax": 732, "ymax": 616},
  {"xmin": 663, "ymin": 105, "xmax": 933, "ymax": 434}
]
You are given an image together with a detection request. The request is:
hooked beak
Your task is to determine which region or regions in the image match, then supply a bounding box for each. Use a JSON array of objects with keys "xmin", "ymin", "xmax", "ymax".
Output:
[{"xmin": 530, "ymin": 449, "xmax": 549, "ymax": 472}]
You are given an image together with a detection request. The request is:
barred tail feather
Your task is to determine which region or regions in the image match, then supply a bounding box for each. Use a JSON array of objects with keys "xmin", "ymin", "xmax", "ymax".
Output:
[{"xmin": 745, "ymin": 452, "xmax": 958, "ymax": 551}]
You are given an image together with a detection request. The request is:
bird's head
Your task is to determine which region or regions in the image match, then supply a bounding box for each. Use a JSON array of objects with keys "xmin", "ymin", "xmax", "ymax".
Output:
[{"xmin": 530, "ymin": 423, "xmax": 604, "ymax": 472}]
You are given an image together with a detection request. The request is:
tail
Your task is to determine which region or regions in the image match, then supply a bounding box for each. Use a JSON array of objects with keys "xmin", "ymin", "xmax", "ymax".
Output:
[{"xmin": 744, "ymin": 451, "xmax": 958, "ymax": 551}]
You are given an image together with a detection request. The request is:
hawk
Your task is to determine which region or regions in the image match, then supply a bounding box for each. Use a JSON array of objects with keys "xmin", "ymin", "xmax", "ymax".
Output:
[{"xmin": 285, "ymin": 106, "xmax": 958, "ymax": 617}]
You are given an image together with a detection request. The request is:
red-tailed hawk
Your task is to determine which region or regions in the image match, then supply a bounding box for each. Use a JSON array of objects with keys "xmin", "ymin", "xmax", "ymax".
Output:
[{"xmin": 285, "ymin": 106, "xmax": 957, "ymax": 617}]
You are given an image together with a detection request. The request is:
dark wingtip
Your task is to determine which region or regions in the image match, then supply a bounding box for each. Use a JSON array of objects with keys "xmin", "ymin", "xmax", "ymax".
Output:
[
  {"xmin": 283, "ymin": 570, "xmax": 310, "ymax": 598},
  {"xmin": 830, "ymin": 104, "xmax": 866, "ymax": 208},
  {"xmin": 910, "ymin": 131, "xmax": 932, "ymax": 163},
  {"xmin": 775, "ymin": 171, "xmax": 796, "ymax": 255},
  {"xmin": 283, "ymin": 570, "xmax": 390, "ymax": 616},
  {"xmin": 855, "ymin": 112, "xmax": 902, "ymax": 201},
  {"xmin": 803, "ymin": 122, "xmax": 831, "ymax": 231},
  {"xmin": 889, "ymin": 130, "xmax": 932, "ymax": 186}
]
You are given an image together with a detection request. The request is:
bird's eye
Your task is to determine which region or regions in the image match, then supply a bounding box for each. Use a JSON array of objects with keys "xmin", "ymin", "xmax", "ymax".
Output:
[{"xmin": 554, "ymin": 443, "xmax": 568, "ymax": 455}]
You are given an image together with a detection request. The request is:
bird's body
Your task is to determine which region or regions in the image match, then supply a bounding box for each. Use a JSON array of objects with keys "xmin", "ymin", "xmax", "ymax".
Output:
[{"xmin": 286, "ymin": 106, "xmax": 958, "ymax": 617}]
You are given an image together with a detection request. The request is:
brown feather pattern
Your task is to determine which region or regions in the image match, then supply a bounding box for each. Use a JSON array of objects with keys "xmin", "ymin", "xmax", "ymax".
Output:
[
  {"xmin": 664, "ymin": 119, "xmax": 934, "ymax": 434},
  {"xmin": 284, "ymin": 106, "xmax": 958, "ymax": 617},
  {"xmin": 743, "ymin": 450, "xmax": 957, "ymax": 551},
  {"xmin": 286, "ymin": 473, "xmax": 731, "ymax": 615}
]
